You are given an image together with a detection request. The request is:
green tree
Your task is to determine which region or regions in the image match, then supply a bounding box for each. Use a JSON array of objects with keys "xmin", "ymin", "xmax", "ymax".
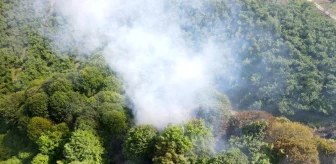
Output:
[
  {"xmin": 229, "ymin": 135, "xmax": 271, "ymax": 164},
  {"xmin": 185, "ymin": 119, "xmax": 214, "ymax": 158},
  {"xmin": 63, "ymin": 130, "xmax": 104, "ymax": 163},
  {"xmin": 153, "ymin": 126, "xmax": 192, "ymax": 164},
  {"xmin": 49, "ymin": 91, "xmax": 69, "ymax": 122},
  {"xmin": 123, "ymin": 125, "xmax": 158, "ymax": 163},
  {"xmin": 100, "ymin": 109, "xmax": 128, "ymax": 139},
  {"xmin": 209, "ymin": 148, "xmax": 249, "ymax": 164},
  {"xmin": 74, "ymin": 66, "xmax": 104, "ymax": 96},
  {"xmin": 27, "ymin": 117, "xmax": 53, "ymax": 141},
  {"xmin": 37, "ymin": 123, "xmax": 69, "ymax": 160},
  {"xmin": 31, "ymin": 153, "xmax": 49, "ymax": 164},
  {"xmin": 42, "ymin": 75, "xmax": 73, "ymax": 96},
  {"xmin": 26, "ymin": 92, "xmax": 49, "ymax": 118}
]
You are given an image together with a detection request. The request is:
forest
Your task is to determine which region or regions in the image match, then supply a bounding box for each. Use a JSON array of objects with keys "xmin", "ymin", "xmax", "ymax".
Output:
[{"xmin": 1, "ymin": 0, "xmax": 336, "ymax": 163}]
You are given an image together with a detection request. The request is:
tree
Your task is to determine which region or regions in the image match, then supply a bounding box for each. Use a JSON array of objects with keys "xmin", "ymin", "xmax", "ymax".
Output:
[
  {"xmin": 26, "ymin": 92, "xmax": 49, "ymax": 118},
  {"xmin": 209, "ymin": 148, "xmax": 249, "ymax": 164},
  {"xmin": 266, "ymin": 121, "xmax": 313, "ymax": 143},
  {"xmin": 31, "ymin": 153, "xmax": 49, "ymax": 164},
  {"xmin": 195, "ymin": 89, "xmax": 232, "ymax": 136},
  {"xmin": 100, "ymin": 109, "xmax": 128, "ymax": 138},
  {"xmin": 49, "ymin": 91, "xmax": 69, "ymax": 122},
  {"xmin": 123, "ymin": 125, "xmax": 158, "ymax": 163},
  {"xmin": 229, "ymin": 135, "xmax": 271, "ymax": 164},
  {"xmin": 0, "ymin": 91, "xmax": 25, "ymax": 125},
  {"xmin": 37, "ymin": 123, "xmax": 69, "ymax": 160},
  {"xmin": 63, "ymin": 130, "xmax": 104, "ymax": 163},
  {"xmin": 273, "ymin": 137, "xmax": 319, "ymax": 164},
  {"xmin": 27, "ymin": 117, "xmax": 53, "ymax": 141},
  {"xmin": 153, "ymin": 126, "xmax": 192, "ymax": 163},
  {"xmin": 74, "ymin": 66, "xmax": 104, "ymax": 96},
  {"xmin": 92, "ymin": 91, "xmax": 126, "ymax": 108},
  {"xmin": 42, "ymin": 75, "xmax": 72, "ymax": 96},
  {"xmin": 185, "ymin": 119, "xmax": 214, "ymax": 158}
]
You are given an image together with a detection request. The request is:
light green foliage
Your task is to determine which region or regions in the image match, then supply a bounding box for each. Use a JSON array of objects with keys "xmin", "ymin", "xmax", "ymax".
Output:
[
  {"xmin": 0, "ymin": 156, "xmax": 21, "ymax": 164},
  {"xmin": 27, "ymin": 117, "xmax": 53, "ymax": 141},
  {"xmin": 31, "ymin": 153, "xmax": 49, "ymax": 164},
  {"xmin": 63, "ymin": 130, "xmax": 104, "ymax": 163},
  {"xmin": 186, "ymin": 119, "xmax": 214, "ymax": 158},
  {"xmin": 37, "ymin": 123, "xmax": 69, "ymax": 158},
  {"xmin": 229, "ymin": 135, "xmax": 271, "ymax": 164},
  {"xmin": 153, "ymin": 126, "xmax": 192, "ymax": 163},
  {"xmin": 123, "ymin": 125, "xmax": 158, "ymax": 163}
]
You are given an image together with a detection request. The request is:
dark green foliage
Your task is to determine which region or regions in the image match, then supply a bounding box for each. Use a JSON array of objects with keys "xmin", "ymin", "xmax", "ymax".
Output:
[
  {"xmin": 0, "ymin": 129, "xmax": 37, "ymax": 162},
  {"xmin": 42, "ymin": 75, "xmax": 73, "ymax": 96},
  {"xmin": 100, "ymin": 109, "xmax": 128, "ymax": 139},
  {"xmin": 242, "ymin": 120, "xmax": 268, "ymax": 139},
  {"xmin": 26, "ymin": 92, "xmax": 49, "ymax": 118},
  {"xmin": 123, "ymin": 125, "xmax": 158, "ymax": 163},
  {"xmin": 209, "ymin": 149, "xmax": 249, "ymax": 164},
  {"xmin": 0, "ymin": 91, "xmax": 25, "ymax": 125},
  {"xmin": 49, "ymin": 91, "xmax": 69, "ymax": 122}
]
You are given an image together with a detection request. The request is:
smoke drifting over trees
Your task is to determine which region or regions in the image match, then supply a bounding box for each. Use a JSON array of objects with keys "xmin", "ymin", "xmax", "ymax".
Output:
[
  {"xmin": 47, "ymin": 0, "xmax": 234, "ymax": 128},
  {"xmin": 2, "ymin": 0, "xmax": 336, "ymax": 163}
]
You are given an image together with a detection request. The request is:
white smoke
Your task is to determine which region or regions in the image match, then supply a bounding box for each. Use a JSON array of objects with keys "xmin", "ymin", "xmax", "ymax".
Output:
[{"xmin": 50, "ymin": 0, "xmax": 230, "ymax": 128}]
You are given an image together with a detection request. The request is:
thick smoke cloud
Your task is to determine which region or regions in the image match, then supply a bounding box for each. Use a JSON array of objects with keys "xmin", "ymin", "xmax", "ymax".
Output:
[{"xmin": 49, "ymin": 0, "xmax": 231, "ymax": 128}]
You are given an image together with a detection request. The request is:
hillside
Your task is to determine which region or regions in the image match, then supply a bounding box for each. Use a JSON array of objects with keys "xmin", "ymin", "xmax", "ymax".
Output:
[{"xmin": 1, "ymin": 0, "xmax": 336, "ymax": 163}]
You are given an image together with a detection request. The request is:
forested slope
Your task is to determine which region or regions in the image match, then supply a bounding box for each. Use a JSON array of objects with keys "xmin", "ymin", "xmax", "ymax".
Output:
[{"xmin": 1, "ymin": 0, "xmax": 336, "ymax": 163}]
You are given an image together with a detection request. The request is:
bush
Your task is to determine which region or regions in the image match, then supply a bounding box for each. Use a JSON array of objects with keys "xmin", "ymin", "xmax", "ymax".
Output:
[
  {"xmin": 31, "ymin": 153, "xmax": 49, "ymax": 164},
  {"xmin": 266, "ymin": 121, "xmax": 313, "ymax": 143},
  {"xmin": 273, "ymin": 137, "xmax": 319, "ymax": 164},
  {"xmin": 228, "ymin": 110, "xmax": 275, "ymax": 137}
]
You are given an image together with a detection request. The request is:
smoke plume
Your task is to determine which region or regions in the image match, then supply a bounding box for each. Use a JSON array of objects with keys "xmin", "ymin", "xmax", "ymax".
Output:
[{"xmin": 47, "ymin": 0, "xmax": 233, "ymax": 128}]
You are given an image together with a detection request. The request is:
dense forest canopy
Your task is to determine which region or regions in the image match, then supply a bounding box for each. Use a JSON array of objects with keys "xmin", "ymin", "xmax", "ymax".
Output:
[{"xmin": 1, "ymin": 0, "xmax": 336, "ymax": 163}]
